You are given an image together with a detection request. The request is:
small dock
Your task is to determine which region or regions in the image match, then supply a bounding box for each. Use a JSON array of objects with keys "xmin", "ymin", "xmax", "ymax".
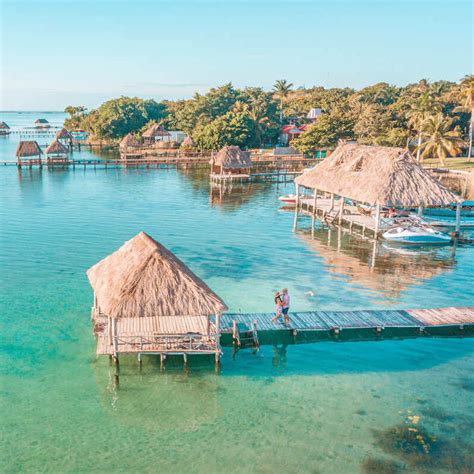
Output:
[
  {"xmin": 298, "ymin": 196, "xmax": 380, "ymax": 237},
  {"xmin": 219, "ymin": 306, "xmax": 474, "ymax": 345}
]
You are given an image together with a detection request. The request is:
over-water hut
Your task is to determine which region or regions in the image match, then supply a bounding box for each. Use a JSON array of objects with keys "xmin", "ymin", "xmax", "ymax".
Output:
[
  {"xmin": 181, "ymin": 136, "xmax": 194, "ymax": 149},
  {"xmin": 294, "ymin": 143, "xmax": 462, "ymax": 235},
  {"xmin": 87, "ymin": 232, "xmax": 228, "ymax": 365},
  {"xmin": 209, "ymin": 146, "xmax": 252, "ymax": 181},
  {"xmin": 142, "ymin": 124, "xmax": 171, "ymax": 145},
  {"xmin": 119, "ymin": 133, "xmax": 141, "ymax": 150},
  {"xmin": 55, "ymin": 128, "xmax": 73, "ymax": 149},
  {"xmin": 16, "ymin": 140, "xmax": 43, "ymax": 167},
  {"xmin": 34, "ymin": 118, "xmax": 50, "ymax": 128},
  {"xmin": 0, "ymin": 121, "xmax": 10, "ymax": 135},
  {"xmin": 45, "ymin": 139, "xmax": 69, "ymax": 164}
]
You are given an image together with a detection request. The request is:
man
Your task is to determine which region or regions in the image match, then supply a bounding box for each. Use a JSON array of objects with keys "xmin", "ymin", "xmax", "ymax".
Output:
[{"xmin": 281, "ymin": 288, "xmax": 290, "ymax": 325}]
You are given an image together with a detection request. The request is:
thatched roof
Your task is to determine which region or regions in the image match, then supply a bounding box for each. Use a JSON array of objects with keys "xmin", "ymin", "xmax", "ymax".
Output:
[
  {"xmin": 209, "ymin": 146, "xmax": 252, "ymax": 169},
  {"xmin": 34, "ymin": 118, "xmax": 49, "ymax": 124},
  {"xmin": 56, "ymin": 128, "xmax": 72, "ymax": 140},
  {"xmin": 0, "ymin": 121, "xmax": 10, "ymax": 130},
  {"xmin": 295, "ymin": 143, "xmax": 460, "ymax": 206},
  {"xmin": 87, "ymin": 232, "xmax": 228, "ymax": 318},
  {"xmin": 16, "ymin": 141, "xmax": 42, "ymax": 157},
  {"xmin": 45, "ymin": 139, "xmax": 68, "ymax": 155},
  {"xmin": 181, "ymin": 136, "xmax": 194, "ymax": 147},
  {"xmin": 119, "ymin": 133, "xmax": 141, "ymax": 149},
  {"xmin": 142, "ymin": 124, "xmax": 171, "ymax": 138}
]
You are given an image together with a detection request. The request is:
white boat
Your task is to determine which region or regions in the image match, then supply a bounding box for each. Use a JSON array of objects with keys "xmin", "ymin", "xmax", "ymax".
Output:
[
  {"xmin": 278, "ymin": 194, "xmax": 297, "ymax": 205},
  {"xmin": 383, "ymin": 225, "xmax": 451, "ymax": 244}
]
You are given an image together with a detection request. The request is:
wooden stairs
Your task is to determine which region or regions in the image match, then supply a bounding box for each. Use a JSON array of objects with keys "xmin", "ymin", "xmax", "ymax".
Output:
[{"xmin": 232, "ymin": 319, "xmax": 260, "ymax": 350}]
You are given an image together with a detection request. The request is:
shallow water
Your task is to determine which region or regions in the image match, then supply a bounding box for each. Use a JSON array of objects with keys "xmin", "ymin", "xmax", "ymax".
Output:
[{"xmin": 1, "ymin": 112, "xmax": 473, "ymax": 473}]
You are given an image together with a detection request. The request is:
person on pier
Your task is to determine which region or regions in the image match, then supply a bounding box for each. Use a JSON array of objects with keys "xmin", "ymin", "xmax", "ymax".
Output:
[
  {"xmin": 271, "ymin": 292, "xmax": 283, "ymax": 323},
  {"xmin": 281, "ymin": 288, "xmax": 291, "ymax": 326}
]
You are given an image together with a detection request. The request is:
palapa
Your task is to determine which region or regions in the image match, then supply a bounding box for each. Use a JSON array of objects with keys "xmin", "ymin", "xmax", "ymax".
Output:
[
  {"xmin": 16, "ymin": 140, "xmax": 42, "ymax": 157},
  {"xmin": 142, "ymin": 124, "xmax": 171, "ymax": 138},
  {"xmin": 45, "ymin": 139, "xmax": 68, "ymax": 156},
  {"xmin": 209, "ymin": 146, "xmax": 252, "ymax": 169},
  {"xmin": 295, "ymin": 143, "xmax": 460, "ymax": 207},
  {"xmin": 119, "ymin": 133, "xmax": 141, "ymax": 149},
  {"xmin": 55, "ymin": 128, "xmax": 73, "ymax": 140},
  {"xmin": 87, "ymin": 231, "xmax": 227, "ymax": 319}
]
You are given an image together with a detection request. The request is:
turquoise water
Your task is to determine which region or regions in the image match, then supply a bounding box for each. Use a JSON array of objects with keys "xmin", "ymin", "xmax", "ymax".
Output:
[{"xmin": 1, "ymin": 112, "xmax": 473, "ymax": 473}]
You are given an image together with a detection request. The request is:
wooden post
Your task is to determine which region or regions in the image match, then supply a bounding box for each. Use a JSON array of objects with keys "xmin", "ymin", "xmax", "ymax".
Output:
[
  {"xmin": 374, "ymin": 201, "xmax": 381, "ymax": 238},
  {"xmin": 330, "ymin": 193, "xmax": 334, "ymax": 212},
  {"xmin": 312, "ymin": 188, "xmax": 317, "ymax": 217},
  {"xmin": 455, "ymin": 202, "xmax": 461, "ymax": 234},
  {"xmin": 108, "ymin": 316, "xmax": 112, "ymax": 346},
  {"xmin": 339, "ymin": 197, "xmax": 344, "ymax": 224},
  {"xmin": 417, "ymin": 206, "xmax": 423, "ymax": 218},
  {"xmin": 293, "ymin": 184, "xmax": 300, "ymax": 231},
  {"xmin": 112, "ymin": 318, "xmax": 118, "ymax": 357}
]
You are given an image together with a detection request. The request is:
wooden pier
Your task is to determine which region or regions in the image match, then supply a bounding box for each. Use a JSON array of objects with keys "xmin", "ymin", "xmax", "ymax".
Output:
[
  {"xmin": 220, "ymin": 306, "xmax": 474, "ymax": 346},
  {"xmin": 297, "ymin": 196, "xmax": 381, "ymax": 237}
]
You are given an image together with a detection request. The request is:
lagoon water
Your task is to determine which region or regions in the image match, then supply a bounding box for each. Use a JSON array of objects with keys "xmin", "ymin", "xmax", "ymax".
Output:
[{"xmin": 1, "ymin": 112, "xmax": 473, "ymax": 473}]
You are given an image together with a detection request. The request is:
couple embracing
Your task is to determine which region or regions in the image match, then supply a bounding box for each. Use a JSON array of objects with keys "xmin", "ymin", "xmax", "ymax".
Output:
[{"xmin": 272, "ymin": 288, "xmax": 290, "ymax": 326}]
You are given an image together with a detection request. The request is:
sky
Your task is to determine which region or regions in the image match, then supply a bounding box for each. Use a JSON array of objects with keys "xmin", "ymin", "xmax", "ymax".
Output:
[{"xmin": 0, "ymin": 0, "xmax": 472, "ymax": 110}]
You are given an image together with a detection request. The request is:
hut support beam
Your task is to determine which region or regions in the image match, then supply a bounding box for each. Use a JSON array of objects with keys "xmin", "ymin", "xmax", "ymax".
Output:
[
  {"xmin": 293, "ymin": 184, "xmax": 300, "ymax": 231},
  {"xmin": 374, "ymin": 202, "xmax": 381, "ymax": 238},
  {"xmin": 455, "ymin": 202, "xmax": 462, "ymax": 234},
  {"xmin": 339, "ymin": 197, "xmax": 344, "ymax": 224}
]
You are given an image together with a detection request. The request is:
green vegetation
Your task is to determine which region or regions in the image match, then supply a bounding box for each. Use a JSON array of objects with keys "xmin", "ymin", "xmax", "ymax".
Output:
[{"xmin": 64, "ymin": 77, "xmax": 473, "ymax": 164}]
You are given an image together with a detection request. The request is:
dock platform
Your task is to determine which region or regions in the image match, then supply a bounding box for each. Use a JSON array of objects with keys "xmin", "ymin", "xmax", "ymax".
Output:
[{"xmin": 219, "ymin": 306, "xmax": 474, "ymax": 345}]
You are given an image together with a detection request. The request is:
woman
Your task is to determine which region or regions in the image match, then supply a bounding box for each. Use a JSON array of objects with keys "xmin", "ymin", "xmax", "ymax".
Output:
[{"xmin": 271, "ymin": 292, "xmax": 283, "ymax": 323}]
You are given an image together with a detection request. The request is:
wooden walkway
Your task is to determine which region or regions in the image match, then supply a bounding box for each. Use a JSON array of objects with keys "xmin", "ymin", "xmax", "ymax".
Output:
[
  {"xmin": 299, "ymin": 197, "xmax": 379, "ymax": 236},
  {"xmin": 220, "ymin": 306, "xmax": 474, "ymax": 333}
]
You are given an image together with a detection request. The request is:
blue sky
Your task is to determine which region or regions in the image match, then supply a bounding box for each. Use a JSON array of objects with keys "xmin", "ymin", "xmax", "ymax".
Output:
[{"xmin": 1, "ymin": 0, "xmax": 472, "ymax": 110}]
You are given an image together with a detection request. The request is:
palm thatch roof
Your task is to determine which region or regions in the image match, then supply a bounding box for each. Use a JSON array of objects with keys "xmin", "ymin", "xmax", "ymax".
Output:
[
  {"xmin": 142, "ymin": 124, "xmax": 171, "ymax": 138},
  {"xmin": 295, "ymin": 143, "xmax": 460, "ymax": 206},
  {"xmin": 0, "ymin": 121, "xmax": 10, "ymax": 130},
  {"xmin": 16, "ymin": 141, "xmax": 42, "ymax": 157},
  {"xmin": 119, "ymin": 133, "xmax": 141, "ymax": 149},
  {"xmin": 45, "ymin": 139, "xmax": 68, "ymax": 156},
  {"xmin": 34, "ymin": 118, "xmax": 49, "ymax": 124},
  {"xmin": 181, "ymin": 136, "xmax": 194, "ymax": 148},
  {"xmin": 87, "ymin": 232, "xmax": 228, "ymax": 318},
  {"xmin": 209, "ymin": 146, "xmax": 252, "ymax": 169},
  {"xmin": 55, "ymin": 128, "xmax": 73, "ymax": 140}
]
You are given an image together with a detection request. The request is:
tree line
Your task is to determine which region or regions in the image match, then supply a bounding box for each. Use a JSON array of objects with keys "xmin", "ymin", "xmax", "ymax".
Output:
[{"xmin": 64, "ymin": 75, "xmax": 473, "ymax": 163}]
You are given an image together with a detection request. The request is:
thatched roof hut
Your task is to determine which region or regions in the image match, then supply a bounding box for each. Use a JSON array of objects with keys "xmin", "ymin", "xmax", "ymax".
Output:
[
  {"xmin": 181, "ymin": 136, "xmax": 194, "ymax": 148},
  {"xmin": 55, "ymin": 128, "xmax": 73, "ymax": 140},
  {"xmin": 210, "ymin": 146, "xmax": 252, "ymax": 171},
  {"xmin": 142, "ymin": 124, "xmax": 171, "ymax": 141},
  {"xmin": 87, "ymin": 231, "xmax": 227, "ymax": 319},
  {"xmin": 16, "ymin": 140, "xmax": 42, "ymax": 157},
  {"xmin": 295, "ymin": 143, "xmax": 460, "ymax": 207},
  {"xmin": 119, "ymin": 133, "xmax": 141, "ymax": 150},
  {"xmin": 45, "ymin": 139, "xmax": 68, "ymax": 157}
]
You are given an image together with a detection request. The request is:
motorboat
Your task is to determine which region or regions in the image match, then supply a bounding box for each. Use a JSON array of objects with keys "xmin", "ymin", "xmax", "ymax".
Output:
[
  {"xmin": 278, "ymin": 194, "xmax": 298, "ymax": 205},
  {"xmin": 383, "ymin": 225, "xmax": 451, "ymax": 244}
]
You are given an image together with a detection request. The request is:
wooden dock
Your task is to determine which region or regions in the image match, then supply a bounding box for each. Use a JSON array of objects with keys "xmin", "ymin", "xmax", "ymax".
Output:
[
  {"xmin": 219, "ymin": 306, "xmax": 474, "ymax": 345},
  {"xmin": 297, "ymin": 196, "xmax": 381, "ymax": 237}
]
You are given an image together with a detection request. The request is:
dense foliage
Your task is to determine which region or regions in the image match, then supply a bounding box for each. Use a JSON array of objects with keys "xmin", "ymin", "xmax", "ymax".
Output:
[{"xmin": 64, "ymin": 76, "xmax": 473, "ymax": 161}]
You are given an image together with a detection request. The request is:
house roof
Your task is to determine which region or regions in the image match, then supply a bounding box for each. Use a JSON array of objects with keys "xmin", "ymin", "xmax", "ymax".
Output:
[
  {"xmin": 34, "ymin": 118, "xmax": 49, "ymax": 124},
  {"xmin": 87, "ymin": 232, "xmax": 228, "ymax": 318},
  {"xmin": 119, "ymin": 133, "xmax": 141, "ymax": 149},
  {"xmin": 295, "ymin": 143, "xmax": 460, "ymax": 207},
  {"xmin": 55, "ymin": 128, "xmax": 73, "ymax": 140},
  {"xmin": 0, "ymin": 121, "xmax": 10, "ymax": 130}
]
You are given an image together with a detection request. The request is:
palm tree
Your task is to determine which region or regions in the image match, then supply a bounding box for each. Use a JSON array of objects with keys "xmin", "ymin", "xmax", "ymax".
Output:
[
  {"xmin": 418, "ymin": 114, "xmax": 463, "ymax": 166},
  {"xmin": 454, "ymin": 74, "xmax": 474, "ymax": 160},
  {"xmin": 273, "ymin": 79, "xmax": 293, "ymax": 123},
  {"xmin": 406, "ymin": 91, "xmax": 441, "ymax": 161}
]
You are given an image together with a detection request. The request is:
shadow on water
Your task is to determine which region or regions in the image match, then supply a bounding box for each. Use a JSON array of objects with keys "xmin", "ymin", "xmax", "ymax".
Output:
[{"xmin": 296, "ymin": 224, "xmax": 457, "ymax": 301}]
